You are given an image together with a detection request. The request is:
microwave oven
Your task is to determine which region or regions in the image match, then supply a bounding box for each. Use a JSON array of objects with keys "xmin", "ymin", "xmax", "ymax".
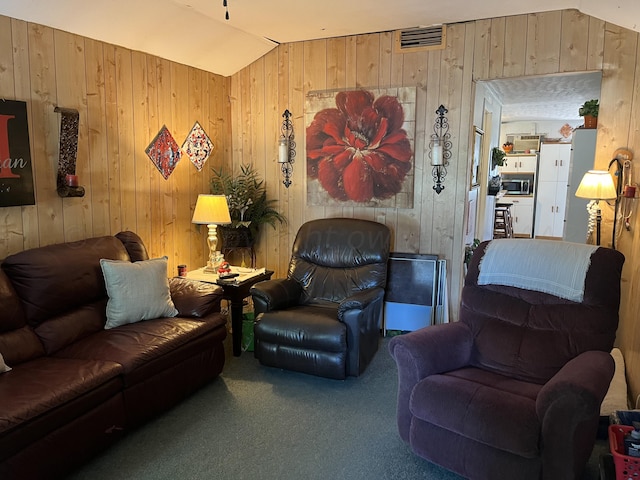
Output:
[{"xmin": 501, "ymin": 179, "xmax": 530, "ymax": 195}]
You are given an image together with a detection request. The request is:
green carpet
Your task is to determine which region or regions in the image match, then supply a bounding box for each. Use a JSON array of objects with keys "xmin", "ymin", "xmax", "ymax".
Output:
[{"xmin": 68, "ymin": 337, "xmax": 605, "ymax": 480}]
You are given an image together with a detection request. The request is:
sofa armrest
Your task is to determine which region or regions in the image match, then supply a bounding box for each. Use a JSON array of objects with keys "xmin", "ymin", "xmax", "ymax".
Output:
[
  {"xmin": 115, "ymin": 231, "xmax": 150, "ymax": 261},
  {"xmin": 389, "ymin": 322, "xmax": 473, "ymax": 378},
  {"xmin": 169, "ymin": 277, "xmax": 223, "ymax": 318},
  {"xmin": 337, "ymin": 287, "xmax": 385, "ymax": 377},
  {"xmin": 536, "ymin": 350, "xmax": 614, "ymax": 478},
  {"xmin": 250, "ymin": 278, "xmax": 302, "ymax": 315},
  {"xmin": 337, "ymin": 287, "xmax": 384, "ymax": 319},
  {"xmin": 388, "ymin": 322, "xmax": 473, "ymax": 442}
]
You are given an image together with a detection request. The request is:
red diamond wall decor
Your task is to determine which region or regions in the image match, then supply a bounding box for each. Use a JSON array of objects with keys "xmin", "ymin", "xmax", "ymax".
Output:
[{"xmin": 146, "ymin": 125, "xmax": 182, "ymax": 179}]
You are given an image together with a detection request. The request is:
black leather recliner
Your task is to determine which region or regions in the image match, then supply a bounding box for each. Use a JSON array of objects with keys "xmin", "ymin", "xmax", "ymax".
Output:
[{"xmin": 250, "ymin": 218, "xmax": 391, "ymax": 379}]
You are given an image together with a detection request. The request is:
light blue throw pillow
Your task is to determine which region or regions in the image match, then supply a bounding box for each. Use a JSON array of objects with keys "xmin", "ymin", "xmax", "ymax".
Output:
[
  {"xmin": 100, "ymin": 256, "xmax": 178, "ymax": 329},
  {"xmin": 0, "ymin": 352, "xmax": 11, "ymax": 373}
]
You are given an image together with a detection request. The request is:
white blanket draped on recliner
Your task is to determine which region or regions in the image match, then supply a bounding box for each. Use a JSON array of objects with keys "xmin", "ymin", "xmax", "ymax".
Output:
[{"xmin": 478, "ymin": 239, "xmax": 598, "ymax": 302}]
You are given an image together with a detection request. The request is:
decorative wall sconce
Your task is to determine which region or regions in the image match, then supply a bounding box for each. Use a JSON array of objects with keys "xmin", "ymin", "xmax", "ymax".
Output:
[
  {"xmin": 430, "ymin": 105, "xmax": 451, "ymax": 194},
  {"xmin": 278, "ymin": 109, "xmax": 296, "ymax": 188},
  {"xmin": 223, "ymin": 0, "xmax": 230, "ymax": 20},
  {"xmin": 55, "ymin": 106, "xmax": 85, "ymax": 198}
]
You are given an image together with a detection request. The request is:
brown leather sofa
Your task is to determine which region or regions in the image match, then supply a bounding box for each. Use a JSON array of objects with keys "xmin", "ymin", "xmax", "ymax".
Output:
[{"xmin": 0, "ymin": 232, "xmax": 228, "ymax": 480}]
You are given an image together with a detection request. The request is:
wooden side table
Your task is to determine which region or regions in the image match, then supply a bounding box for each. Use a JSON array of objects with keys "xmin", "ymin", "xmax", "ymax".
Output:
[{"xmin": 185, "ymin": 267, "xmax": 273, "ymax": 356}]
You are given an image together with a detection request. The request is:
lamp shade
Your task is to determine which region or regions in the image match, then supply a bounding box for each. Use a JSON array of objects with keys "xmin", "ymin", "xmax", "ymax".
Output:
[
  {"xmin": 575, "ymin": 170, "xmax": 617, "ymax": 200},
  {"xmin": 191, "ymin": 194, "xmax": 231, "ymax": 225}
]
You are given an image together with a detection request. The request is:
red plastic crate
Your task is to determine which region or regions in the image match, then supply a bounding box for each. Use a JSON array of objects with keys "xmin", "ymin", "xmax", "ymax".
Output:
[{"xmin": 609, "ymin": 425, "xmax": 640, "ymax": 479}]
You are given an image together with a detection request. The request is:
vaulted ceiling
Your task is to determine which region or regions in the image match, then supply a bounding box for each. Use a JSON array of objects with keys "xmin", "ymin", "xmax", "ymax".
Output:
[{"xmin": 1, "ymin": 0, "xmax": 638, "ymax": 77}]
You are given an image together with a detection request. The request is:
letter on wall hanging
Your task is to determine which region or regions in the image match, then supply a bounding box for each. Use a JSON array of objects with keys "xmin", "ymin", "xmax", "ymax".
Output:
[{"xmin": 0, "ymin": 100, "xmax": 36, "ymax": 207}]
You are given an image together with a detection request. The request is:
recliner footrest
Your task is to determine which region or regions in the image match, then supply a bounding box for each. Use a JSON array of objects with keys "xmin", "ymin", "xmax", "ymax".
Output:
[{"xmin": 255, "ymin": 305, "xmax": 346, "ymax": 352}]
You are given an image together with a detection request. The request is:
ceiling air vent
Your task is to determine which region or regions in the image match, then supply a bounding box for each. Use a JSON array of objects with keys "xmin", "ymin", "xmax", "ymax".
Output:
[{"xmin": 395, "ymin": 25, "xmax": 446, "ymax": 53}]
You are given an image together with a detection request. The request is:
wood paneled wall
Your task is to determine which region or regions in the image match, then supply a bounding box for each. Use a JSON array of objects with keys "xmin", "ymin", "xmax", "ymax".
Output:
[
  {"xmin": 2, "ymin": 9, "xmax": 640, "ymax": 404},
  {"xmin": 231, "ymin": 9, "xmax": 640, "ymax": 403},
  {"xmin": 0, "ymin": 15, "xmax": 231, "ymax": 275}
]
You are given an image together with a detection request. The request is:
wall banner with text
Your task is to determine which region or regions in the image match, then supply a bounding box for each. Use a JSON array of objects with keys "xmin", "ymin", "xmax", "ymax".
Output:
[{"xmin": 0, "ymin": 100, "xmax": 36, "ymax": 207}]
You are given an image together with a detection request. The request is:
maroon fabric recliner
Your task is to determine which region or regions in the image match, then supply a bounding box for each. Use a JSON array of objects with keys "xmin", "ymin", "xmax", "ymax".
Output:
[{"xmin": 389, "ymin": 239, "xmax": 624, "ymax": 480}]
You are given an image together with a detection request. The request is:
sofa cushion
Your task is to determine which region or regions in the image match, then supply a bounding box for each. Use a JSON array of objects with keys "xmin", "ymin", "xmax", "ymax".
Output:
[
  {"xmin": 0, "ymin": 325, "xmax": 45, "ymax": 366},
  {"xmin": 410, "ymin": 367, "xmax": 542, "ymax": 458},
  {"xmin": 169, "ymin": 277, "xmax": 223, "ymax": 317},
  {"xmin": 2, "ymin": 236, "xmax": 130, "ymax": 325},
  {"xmin": 34, "ymin": 300, "xmax": 107, "ymax": 355},
  {"xmin": 461, "ymin": 242, "xmax": 624, "ymax": 384},
  {"xmin": 0, "ymin": 357, "xmax": 123, "ymax": 437},
  {"xmin": 0, "ymin": 269, "xmax": 27, "ymax": 332},
  {"xmin": 100, "ymin": 257, "xmax": 178, "ymax": 329},
  {"xmin": 55, "ymin": 315, "xmax": 227, "ymax": 386},
  {"xmin": 0, "ymin": 357, "xmax": 123, "ymax": 462},
  {"xmin": 461, "ymin": 284, "xmax": 619, "ymax": 384}
]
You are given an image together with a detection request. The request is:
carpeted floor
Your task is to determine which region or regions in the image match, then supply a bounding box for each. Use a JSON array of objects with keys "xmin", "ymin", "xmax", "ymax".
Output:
[{"xmin": 68, "ymin": 336, "xmax": 606, "ymax": 480}]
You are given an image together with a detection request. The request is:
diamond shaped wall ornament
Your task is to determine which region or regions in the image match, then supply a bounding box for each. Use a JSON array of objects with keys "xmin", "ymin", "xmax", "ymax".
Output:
[
  {"xmin": 146, "ymin": 125, "xmax": 182, "ymax": 179},
  {"xmin": 182, "ymin": 121, "xmax": 213, "ymax": 171}
]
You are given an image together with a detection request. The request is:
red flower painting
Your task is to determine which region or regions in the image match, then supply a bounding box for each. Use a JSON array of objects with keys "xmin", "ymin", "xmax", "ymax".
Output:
[{"xmin": 306, "ymin": 90, "xmax": 413, "ymax": 203}]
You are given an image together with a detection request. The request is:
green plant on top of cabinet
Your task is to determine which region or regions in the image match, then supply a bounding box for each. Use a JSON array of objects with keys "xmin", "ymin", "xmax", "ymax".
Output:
[{"xmin": 579, "ymin": 99, "xmax": 599, "ymax": 129}]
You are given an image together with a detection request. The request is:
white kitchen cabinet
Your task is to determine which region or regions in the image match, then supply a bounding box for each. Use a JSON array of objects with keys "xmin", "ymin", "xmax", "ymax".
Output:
[
  {"xmin": 535, "ymin": 143, "xmax": 571, "ymax": 239},
  {"xmin": 500, "ymin": 155, "xmax": 537, "ymax": 174},
  {"xmin": 538, "ymin": 143, "xmax": 571, "ymax": 183},
  {"xmin": 508, "ymin": 196, "xmax": 534, "ymax": 237},
  {"xmin": 535, "ymin": 181, "xmax": 568, "ymax": 238}
]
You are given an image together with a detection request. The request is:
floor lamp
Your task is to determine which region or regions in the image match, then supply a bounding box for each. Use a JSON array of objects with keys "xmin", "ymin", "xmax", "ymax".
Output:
[
  {"xmin": 575, "ymin": 170, "xmax": 617, "ymax": 246},
  {"xmin": 192, "ymin": 194, "xmax": 231, "ymax": 272}
]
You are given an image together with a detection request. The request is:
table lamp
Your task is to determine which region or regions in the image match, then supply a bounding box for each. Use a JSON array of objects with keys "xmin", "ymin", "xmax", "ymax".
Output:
[
  {"xmin": 575, "ymin": 170, "xmax": 617, "ymax": 245},
  {"xmin": 192, "ymin": 194, "xmax": 231, "ymax": 272}
]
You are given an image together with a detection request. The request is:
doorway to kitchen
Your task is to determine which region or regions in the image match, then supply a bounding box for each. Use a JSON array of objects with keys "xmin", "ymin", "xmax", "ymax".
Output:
[{"xmin": 470, "ymin": 71, "xmax": 602, "ymax": 246}]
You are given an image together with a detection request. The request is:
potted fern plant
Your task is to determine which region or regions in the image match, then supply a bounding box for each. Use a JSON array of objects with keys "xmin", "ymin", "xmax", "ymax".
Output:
[
  {"xmin": 210, "ymin": 164, "xmax": 286, "ymax": 251},
  {"xmin": 579, "ymin": 99, "xmax": 599, "ymax": 129},
  {"xmin": 491, "ymin": 147, "xmax": 507, "ymax": 170}
]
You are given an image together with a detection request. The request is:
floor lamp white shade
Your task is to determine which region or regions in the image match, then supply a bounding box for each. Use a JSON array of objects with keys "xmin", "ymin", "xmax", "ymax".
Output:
[
  {"xmin": 192, "ymin": 194, "xmax": 231, "ymax": 272},
  {"xmin": 575, "ymin": 170, "xmax": 617, "ymax": 245}
]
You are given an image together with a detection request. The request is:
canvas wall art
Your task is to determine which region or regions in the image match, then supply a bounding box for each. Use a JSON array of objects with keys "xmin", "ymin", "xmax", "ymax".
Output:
[
  {"xmin": 305, "ymin": 87, "xmax": 416, "ymax": 208},
  {"xmin": 0, "ymin": 100, "xmax": 36, "ymax": 207}
]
